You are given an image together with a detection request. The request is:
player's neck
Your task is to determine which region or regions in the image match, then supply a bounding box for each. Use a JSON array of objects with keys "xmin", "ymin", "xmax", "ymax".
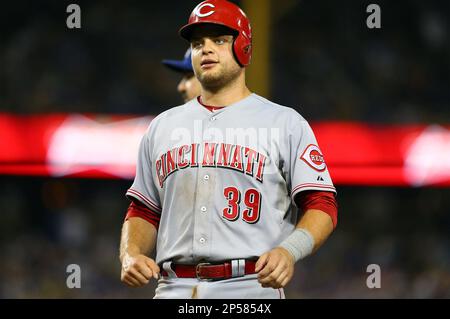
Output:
[{"xmin": 200, "ymin": 73, "xmax": 251, "ymax": 107}]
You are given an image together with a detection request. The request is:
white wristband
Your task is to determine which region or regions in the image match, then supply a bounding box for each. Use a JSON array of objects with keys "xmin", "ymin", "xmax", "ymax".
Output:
[{"xmin": 278, "ymin": 228, "xmax": 314, "ymax": 262}]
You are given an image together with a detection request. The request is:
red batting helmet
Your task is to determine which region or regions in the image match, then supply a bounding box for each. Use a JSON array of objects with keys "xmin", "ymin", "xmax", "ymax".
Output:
[{"xmin": 179, "ymin": 0, "xmax": 252, "ymax": 67}]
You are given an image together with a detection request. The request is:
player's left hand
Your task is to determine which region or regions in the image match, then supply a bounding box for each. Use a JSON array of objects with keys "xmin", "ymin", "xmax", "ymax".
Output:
[{"xmin": 255, "ymin": 247, "xmax": 295, "ymax": 289}]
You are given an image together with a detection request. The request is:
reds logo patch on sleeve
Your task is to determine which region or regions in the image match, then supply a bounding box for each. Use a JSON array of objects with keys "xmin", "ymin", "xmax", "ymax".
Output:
[{"xmin": 300, "ymin": 144, "xmax": 327, "ymax": 171}]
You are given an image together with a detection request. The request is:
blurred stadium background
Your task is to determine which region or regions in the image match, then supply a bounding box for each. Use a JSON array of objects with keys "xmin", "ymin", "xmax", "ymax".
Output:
[{"xmin": 0, "ymin": 0, "xmax": 449, "ymax": 298}]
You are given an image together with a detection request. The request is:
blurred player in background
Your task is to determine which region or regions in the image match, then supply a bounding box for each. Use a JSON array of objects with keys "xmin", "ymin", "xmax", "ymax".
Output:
[{"xmin": 162, "ymin": 48, "xmax": 201, "ymax": 102}]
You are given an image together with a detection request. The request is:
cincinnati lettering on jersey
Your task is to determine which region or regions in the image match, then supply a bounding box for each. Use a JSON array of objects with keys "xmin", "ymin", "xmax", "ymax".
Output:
[{"xmin": 155, "ymin": 143, "xmax": 267, "ymax": 188}]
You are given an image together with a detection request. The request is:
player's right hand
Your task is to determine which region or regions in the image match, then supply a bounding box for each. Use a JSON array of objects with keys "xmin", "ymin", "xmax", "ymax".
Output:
[{"xmin": 121, "ymin": 253, "xmax": 160, "ymax": 287}]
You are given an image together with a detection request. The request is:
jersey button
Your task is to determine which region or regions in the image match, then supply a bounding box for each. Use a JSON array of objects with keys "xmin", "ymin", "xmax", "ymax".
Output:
[
  {"xmin": 211, "ymin": 117, "xmax": 217, "ymax": 121},
  {"xmin": 203, "ymin": 174, "xmax": 209, "ymax": 181},
  {"xmin": 199, "ymin": 238, "xmax": 206, "ymax": 244},
  {"xmin": 200, "ymin": 206, "xmax": 207, "ymax": 212}
]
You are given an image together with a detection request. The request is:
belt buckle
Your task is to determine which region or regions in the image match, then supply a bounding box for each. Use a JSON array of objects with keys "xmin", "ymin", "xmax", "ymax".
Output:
[{"xmin": 195, "ymin": 262, "xmax": 212, "ymax": 281}]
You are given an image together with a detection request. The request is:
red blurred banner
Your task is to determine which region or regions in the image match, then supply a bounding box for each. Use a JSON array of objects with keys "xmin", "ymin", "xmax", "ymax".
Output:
[{"xmin": 0, "ymin": 113, "xmax": 449, "ymax": 187}]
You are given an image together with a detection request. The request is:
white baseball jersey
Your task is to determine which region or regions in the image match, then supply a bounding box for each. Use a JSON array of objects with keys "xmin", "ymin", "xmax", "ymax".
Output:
[{"xmin": 126, "ymin": 93, "xmax": 336, "ymax": 266}]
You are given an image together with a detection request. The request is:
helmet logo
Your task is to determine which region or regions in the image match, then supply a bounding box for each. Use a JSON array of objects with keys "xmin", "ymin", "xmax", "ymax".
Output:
[{"xmin": 193, "ymin": 3, "xmax": 215, "ymax": 18}]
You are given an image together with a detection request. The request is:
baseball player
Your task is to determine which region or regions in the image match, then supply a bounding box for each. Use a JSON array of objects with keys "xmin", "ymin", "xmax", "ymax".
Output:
[
  {"xmin": 120, "ymin": 0, "xmax": 338, "ymax": 299},
  {"xmin": 162, "ymin": 48, "xmax": 202, "ymax": 103}
]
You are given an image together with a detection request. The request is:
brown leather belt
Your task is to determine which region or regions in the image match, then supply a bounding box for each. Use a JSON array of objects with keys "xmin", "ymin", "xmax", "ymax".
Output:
[{"xmin": 161, "ymin": 260, "xmax": 257, "ymax": 281}]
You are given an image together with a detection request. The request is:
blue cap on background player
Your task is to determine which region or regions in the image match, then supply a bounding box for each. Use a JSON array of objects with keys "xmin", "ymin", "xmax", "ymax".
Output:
[{"xmin": 162, "ymin": 48, "xmax": 193, "ymax": 73}]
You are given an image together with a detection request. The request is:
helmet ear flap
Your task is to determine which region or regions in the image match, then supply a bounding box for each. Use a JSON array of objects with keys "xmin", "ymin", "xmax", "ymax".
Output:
[
  {"xmin": 243, "ymin": 44, "xmax": 251, "ymax": 55},
  {"xmin": 233, "ymin": 33, "xmax": 252, "ymax": 67}
]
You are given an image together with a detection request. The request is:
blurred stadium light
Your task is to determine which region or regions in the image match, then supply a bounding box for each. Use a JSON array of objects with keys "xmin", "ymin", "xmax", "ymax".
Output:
[{"xmin": 0, "ymin": 114, "xmax": 448, "ymax": 187}]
